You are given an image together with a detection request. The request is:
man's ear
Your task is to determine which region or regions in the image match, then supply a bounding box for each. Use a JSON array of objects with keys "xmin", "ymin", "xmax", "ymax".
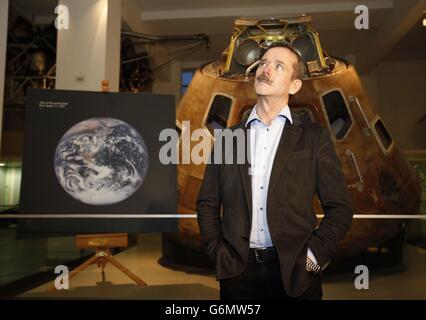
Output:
[{"xmin": 289, "ymin": 79, "xmax": 302, "ymax": 95}]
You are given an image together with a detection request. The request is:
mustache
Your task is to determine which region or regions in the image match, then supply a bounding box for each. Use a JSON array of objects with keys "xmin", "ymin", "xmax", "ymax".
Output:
[{"xmin": 256, "ymin": 74, "xmax": 272, "ymax": 84}]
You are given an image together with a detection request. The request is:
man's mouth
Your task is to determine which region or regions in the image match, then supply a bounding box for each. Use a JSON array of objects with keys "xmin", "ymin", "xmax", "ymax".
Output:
[{"xmin": 256, "ymin": 74, "xmax": 272, "ymax": 85}]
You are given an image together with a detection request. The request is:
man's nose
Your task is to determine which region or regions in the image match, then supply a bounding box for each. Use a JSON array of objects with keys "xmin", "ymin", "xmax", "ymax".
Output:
[
  {"xmin": 262, "ymin": 67, "xmax": 271, "ymax": 77},
  {"xmin": 263, "ymin": 66, "xmax": 271, "ymax": 77}
]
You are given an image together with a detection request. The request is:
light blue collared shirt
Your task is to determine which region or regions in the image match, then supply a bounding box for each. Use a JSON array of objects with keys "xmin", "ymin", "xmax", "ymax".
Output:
[
  {"xmin": 245, "ymin": 105, "xmax": 317, "ymax": 263},
  {"xmin": 246, "ymin": 105, "xmax": 292, "ymax": 248}
]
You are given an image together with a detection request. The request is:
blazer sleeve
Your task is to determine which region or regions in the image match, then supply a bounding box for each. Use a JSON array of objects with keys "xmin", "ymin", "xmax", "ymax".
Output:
[
  {"xmin": 307, "ymin": 127, "xmax": 354, "ymax": 268},
  {"xmin": 196, "ymin": 146, "xmax": 224, "ymax": 261}
]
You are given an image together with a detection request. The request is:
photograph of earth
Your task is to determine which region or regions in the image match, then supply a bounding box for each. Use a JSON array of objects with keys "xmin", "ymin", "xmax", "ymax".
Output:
[
  {"xmin": 19, "ymin": 89, "xmax": 177, "ymax": 233},
  {"xmin": 54, "ymin": 117, "xmax": 149, "ymax": 205}
]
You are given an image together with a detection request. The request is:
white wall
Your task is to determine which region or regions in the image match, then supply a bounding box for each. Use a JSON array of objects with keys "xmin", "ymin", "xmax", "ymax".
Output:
[{"xmin": 55, "ymin": 0, "xmax": 121, "ymax": 92}]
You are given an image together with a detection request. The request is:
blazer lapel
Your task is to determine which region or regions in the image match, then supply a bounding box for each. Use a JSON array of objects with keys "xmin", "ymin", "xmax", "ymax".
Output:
[
  {"xmin": 267, "ymin": 115, "xmax": 302, "ymax": 200},
  {"xmin": 238, "ymin": 124, "xmax": 253, "ymax": 223}
]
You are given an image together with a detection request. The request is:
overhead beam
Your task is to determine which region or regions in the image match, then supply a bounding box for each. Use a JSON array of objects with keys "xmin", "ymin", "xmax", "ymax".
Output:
[
  {"xmin": 140, "ymin": 0, "xmax": 393, "ymax": 21},
  {"xmin": 356, "ymin": 0, "xmax": 425, "ymax": 74}
]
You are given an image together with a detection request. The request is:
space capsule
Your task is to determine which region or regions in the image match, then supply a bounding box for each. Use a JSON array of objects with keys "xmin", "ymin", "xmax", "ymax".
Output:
[{"xmin": 162, "ymin": 16, "xmax": 421, "ymax": 268}]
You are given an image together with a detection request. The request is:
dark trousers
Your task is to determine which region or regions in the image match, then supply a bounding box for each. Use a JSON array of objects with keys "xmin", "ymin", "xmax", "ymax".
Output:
[{"xmin": 220, "ymin": 249, "xmax": 323, "ymax": 300}]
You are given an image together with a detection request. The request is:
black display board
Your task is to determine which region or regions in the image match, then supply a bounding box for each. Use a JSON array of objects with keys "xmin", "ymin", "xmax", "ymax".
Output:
[{"xmin": 18, "ymin": 89, "xmax": 178, "ymax": 234}]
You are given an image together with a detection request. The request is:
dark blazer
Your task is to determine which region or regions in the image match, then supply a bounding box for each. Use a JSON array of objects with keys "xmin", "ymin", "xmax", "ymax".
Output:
[{"xmin": 196, "ymin": 111, "xmax": 353, "ymax": 297}]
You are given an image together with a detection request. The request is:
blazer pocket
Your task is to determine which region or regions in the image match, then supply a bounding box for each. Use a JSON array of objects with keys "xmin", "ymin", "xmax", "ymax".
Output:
[{"xmin": 288, "ymin": 150, "xmax": 310, "ymax": 160}]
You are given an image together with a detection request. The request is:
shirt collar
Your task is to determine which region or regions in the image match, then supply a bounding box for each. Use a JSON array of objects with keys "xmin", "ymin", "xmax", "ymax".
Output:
[{"xmin": 245, "ymin": 105, "xmax": 293, "ymax": 127}]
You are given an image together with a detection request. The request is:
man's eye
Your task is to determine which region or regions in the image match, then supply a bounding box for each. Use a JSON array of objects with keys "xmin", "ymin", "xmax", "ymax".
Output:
[{"xmin": 276, "ymin": 64, "xmax": 284, "ymax": 70}]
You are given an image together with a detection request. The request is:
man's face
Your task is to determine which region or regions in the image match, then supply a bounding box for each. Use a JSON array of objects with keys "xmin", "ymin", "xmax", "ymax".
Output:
[{"xmin": 254, "ymin": 47, "xmax": 302, "ymax": 99}]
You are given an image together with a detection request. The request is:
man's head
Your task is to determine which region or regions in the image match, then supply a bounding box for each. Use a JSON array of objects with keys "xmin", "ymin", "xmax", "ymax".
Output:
[{"xmin": 254, "ymin": 42, "xmax": 304, "ymax": 100}]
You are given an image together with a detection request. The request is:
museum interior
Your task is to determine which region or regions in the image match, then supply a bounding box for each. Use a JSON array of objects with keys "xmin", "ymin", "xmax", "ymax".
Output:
[{"xmin": 0, "ymin": 0, "xmax": 425, "ymax": 300}]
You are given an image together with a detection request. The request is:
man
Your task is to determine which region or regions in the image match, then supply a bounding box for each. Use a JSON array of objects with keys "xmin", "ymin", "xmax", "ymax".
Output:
[{"xmin": 197, "ymin": 42, "xmax": 353, "ymax": 300}]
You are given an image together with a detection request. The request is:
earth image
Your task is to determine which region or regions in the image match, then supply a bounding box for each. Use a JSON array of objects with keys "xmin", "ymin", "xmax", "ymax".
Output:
[{"xmin": 54, "ymin": 117, "xmax": 149, "ymax": 205}]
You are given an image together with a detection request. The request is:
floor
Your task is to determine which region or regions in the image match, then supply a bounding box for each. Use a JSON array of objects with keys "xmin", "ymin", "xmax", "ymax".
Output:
[
  {"xmin": 17, "ymin": 233, "xmax": 426, "ymax": 300},
  {"xmin": 322, "ymin": 245, "xmax": 426, "ymax": 299},
  {"xmin": 0, "ymin": 227, "xmax": 89, "ymax": 286},
  {"xmin": 20, "ymin": 233, "xmax": 219, "ymax": 299}
]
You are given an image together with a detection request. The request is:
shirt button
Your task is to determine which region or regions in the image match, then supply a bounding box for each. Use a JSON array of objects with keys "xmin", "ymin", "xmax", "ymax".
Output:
[
  {"xmin": 260, "ymin": 186, "xmax": 264, "ymax": 190},
  {"xmin": 260, "ymin": 207, "xmax": 263, "ymax": 211}
]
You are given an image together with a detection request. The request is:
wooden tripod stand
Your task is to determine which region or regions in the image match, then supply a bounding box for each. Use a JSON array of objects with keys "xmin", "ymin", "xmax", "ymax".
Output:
[{"xmin": 47, "ymin": 233, "xmax": 146, "ymax": 292}]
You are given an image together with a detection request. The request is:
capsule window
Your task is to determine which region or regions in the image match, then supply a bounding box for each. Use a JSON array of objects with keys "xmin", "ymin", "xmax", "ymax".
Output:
[
  {"xmin": 374, "ymin": 118, "xmax": 393, "ymax": 150},
  {"xmin": 206, "ymin": 95, "xmax": 232, "ymax": 132},
  {"xmin": 322, "ymin": 90, "xmax": 352, "ymax": 140}
]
